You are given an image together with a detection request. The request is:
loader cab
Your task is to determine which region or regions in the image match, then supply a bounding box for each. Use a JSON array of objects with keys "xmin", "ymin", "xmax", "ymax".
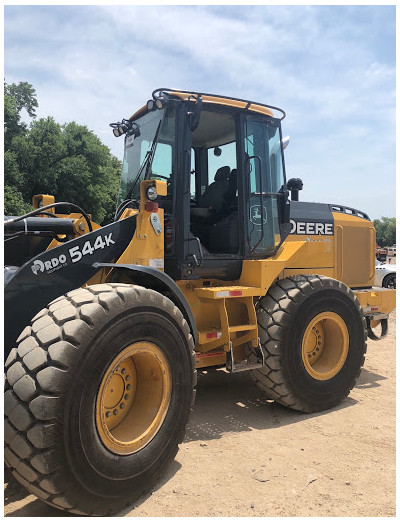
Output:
[
  {"xmin": 117, "ymin": 91, "xmax": 290, "ymax": 281},
  {"xmin": 175, "ymin": 92, "xmax": 290, "ymax": 280}
]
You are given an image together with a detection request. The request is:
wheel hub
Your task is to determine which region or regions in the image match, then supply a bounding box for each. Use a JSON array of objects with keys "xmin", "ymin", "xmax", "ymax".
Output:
[
  {"xmin": 303, "ymin": 324, "xmax": 324, "ymax": 366},
  {"xmin": 102, "ymin": 359, "xmax": 136, "ymax": 431},
  {"xmin": 301, "ymin": 312, "xmax": 349, "ymax": 381},
  {"xmin": 96, "ymin": 342, "xmax": 172, "ymax": 455}
]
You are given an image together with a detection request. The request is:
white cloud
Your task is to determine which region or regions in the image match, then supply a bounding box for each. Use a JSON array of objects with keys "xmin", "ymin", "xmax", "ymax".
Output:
[{"xmin": 4, "ymin": 5, "xmax": 395, "ymax": 219}]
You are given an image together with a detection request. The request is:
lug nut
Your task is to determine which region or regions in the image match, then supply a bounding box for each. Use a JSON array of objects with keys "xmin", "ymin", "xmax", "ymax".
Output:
[
  {"xmin": 126, "ymin": 384, "xmax": 131, "ymax": 390},
  {"xmin": 120, "ymin": 403, "xmax": 125, "ymax": 409},
  {"xmin": 125, "ymin": 375, "xmax": 130, "ymax": 381},
  {"xmin": 121, "ymin": 368, "xmax": 127, "ymax": 375},
  {"xmin": 125, "ymin": 394, "xmax": 130, "ymax": 400},
  {"xmin": 113, "ymin": 409, "xmax": 119, "ymax": 415},
  {"xmin": 106, "ymin": 411, "xmax": 112, "ymax": 418}
]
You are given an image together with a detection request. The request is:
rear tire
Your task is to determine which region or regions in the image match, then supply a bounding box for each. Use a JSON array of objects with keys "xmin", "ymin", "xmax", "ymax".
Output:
[
  {"xmin": 4, "ymin": 283, "xmax": 196, "ymax": 515},
  {"xmin": 250, "ymin": 275, "xmax": 367, "ymax": 412}
]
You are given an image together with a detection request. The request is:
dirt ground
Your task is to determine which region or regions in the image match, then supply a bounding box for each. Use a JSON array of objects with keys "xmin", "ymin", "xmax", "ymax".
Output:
[{"xmin": 4, "ymin": 311, "xmax": 396, "ymax": 517}]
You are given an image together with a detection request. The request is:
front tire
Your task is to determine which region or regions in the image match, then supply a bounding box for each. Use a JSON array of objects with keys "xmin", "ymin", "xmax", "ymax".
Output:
[
  {"xmin": 250, "ymin": 275, "xmax": 367, "ymax": 413},
  {"xmin": 4, "ymin": 283, "xmax": 196, "ymax": 515}
]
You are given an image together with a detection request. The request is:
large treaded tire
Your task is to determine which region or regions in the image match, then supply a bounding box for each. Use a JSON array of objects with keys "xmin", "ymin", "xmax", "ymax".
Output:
[
  {"xmin": 4, "ymin": 283, "xmax": 196, "ymax": 516},
  {"xmin": 250, "ymin": 275, "xmax": 367, "ymax": 413}
]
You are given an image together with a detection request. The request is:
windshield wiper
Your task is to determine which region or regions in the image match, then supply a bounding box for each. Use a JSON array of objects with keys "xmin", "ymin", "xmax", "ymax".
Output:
[{"xmin": 125, "ymin": 118, "xmax": 163, "ymax": 202}]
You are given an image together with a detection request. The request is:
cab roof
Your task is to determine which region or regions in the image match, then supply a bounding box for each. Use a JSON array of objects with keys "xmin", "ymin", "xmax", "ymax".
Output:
[{"xmin": 130, "ymin": 88, "xmax": 285, "ymax": 121}]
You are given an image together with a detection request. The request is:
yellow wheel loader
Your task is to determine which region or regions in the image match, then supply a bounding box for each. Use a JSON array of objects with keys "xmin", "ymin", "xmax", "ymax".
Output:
[{"xmin": 4, "ymin": 89, "xmax": 395, "ymax": 515}]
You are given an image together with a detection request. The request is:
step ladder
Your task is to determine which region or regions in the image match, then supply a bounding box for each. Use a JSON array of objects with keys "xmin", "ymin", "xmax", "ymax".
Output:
[{"xmin": 194, "ymin": 286, "xmax": 265, "ymax": 373}]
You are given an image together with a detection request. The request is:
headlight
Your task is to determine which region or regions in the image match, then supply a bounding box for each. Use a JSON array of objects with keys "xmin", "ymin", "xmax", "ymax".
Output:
[{"xmin": 146, "ymin": 186, "xmax": 158, "ymax": 201}]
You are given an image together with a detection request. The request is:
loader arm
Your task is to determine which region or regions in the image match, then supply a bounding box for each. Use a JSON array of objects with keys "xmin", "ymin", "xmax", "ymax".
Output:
[{"xmin": 4, "ymin": 215, "xmax": 136, "ymax": 357}]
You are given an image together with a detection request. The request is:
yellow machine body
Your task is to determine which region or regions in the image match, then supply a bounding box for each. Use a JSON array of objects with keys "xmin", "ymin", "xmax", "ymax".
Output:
[
  {"xmin": 33, "ymin": 90, "xmax": 395, "ymax": 372},
  {"xmin": 174, "ymin": 210, "xmax": 394, "ymax": 368},
  {"xmin": 7, "ymin": 89, "xmax": 396, "ymax": 517},
  {"xmin": 37, "ymin": 185, "xmax": 395, "ymax": 371}
]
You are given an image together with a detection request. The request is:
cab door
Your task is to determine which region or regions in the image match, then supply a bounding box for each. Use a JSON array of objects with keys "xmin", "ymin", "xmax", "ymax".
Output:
[{"xmin": 242, "ymin": 113, "xmax": 290, "ymax": 258}]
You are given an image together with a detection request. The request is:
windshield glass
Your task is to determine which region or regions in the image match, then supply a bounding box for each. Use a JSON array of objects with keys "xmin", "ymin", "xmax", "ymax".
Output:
[{"xmin": 117, "ymin": 105, "xmax": 176, "ymax": 206}]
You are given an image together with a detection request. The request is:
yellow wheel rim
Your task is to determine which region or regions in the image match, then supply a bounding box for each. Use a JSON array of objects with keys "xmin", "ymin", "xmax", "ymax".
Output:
[
  {"xmin": 301, "ymin": 312, "xmax": 349, "ymax": 381},
  {"xmin": 96, "ymin": 342, "xmax": 172, "ymax": 455}
]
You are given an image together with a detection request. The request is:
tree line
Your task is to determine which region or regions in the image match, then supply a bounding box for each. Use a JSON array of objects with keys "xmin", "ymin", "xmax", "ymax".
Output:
[
  {"xmin": 374, "ymin": 217, "xmax": 396, "ymax": 248},
  {"xmin": 4, "ymin": 81, "xmax": 121, "ymax": 224}
]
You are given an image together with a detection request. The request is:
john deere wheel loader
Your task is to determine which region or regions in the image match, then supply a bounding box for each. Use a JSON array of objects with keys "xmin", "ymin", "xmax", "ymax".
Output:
[{"xmin": 4, "ymin": 89, "xmax": 395, "ymax": 515}]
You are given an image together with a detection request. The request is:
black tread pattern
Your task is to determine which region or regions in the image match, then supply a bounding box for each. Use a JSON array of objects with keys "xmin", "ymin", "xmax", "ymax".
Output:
[
  {"xmin": 250, "ymin": 274, "xmax": 367, "ymax": 412},
  {"xmin": 4, "ymin": 283, "xmax": 196, "ymax": 515}
]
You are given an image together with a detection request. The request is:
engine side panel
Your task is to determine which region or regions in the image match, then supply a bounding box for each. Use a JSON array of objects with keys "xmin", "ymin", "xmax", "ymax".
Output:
[
  {"xmin": 333, "ymin": 212, "xmax": 375, "ymax": 287},
  {"xmin": 282, "ymin": 201, "xmax": 375, "ymax": 288}
]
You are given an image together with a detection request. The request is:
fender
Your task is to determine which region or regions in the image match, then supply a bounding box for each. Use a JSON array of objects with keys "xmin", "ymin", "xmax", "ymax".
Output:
[
  {"xmin": 4, "ymin": 215, "xmax": 136, "ymax": 358},
  {"xmin": 97, "ymin": 262, "xmax": 198, "ymax": 345}
]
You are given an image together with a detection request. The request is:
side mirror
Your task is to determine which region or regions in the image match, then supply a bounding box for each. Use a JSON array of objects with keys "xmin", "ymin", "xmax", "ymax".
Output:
[
  {"xmin": 270, "ymin": 136, "xmax": 290, "ymax": 157},
  {"xmin": 287, "ymin": 178, "xmax": 303, "ymax": 201},
  {"xmin": 282, "ymin": 136, "xmax": 290, "ymax": 150}
]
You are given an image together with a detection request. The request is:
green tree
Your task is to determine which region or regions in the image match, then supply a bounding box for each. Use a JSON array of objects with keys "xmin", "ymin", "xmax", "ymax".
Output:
[
  {"xmin": 4, "ymin": 81, "xmax": 38, "ymax": 148},
  {"xmin": 4, "ymin": 150, "xmax": 31, "ymax": 215},
  {"xmin": 4, "ymin": 81, "xmax": 121, "ymax": 224},
  {"xmin": 5, "ymin": 81, "xmax": 38, "ymax": 117},
  {"xmin": 374, "ymin": 217, "xmax": 396, "ymax": 247},
  {"xmin": 4, "ymin": 185, "xmax": 32, "ymax": 216}
]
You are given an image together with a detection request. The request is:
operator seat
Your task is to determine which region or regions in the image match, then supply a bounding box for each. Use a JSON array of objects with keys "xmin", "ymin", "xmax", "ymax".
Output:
[
  {"xmin": 190, "ymin": 166, "xmax": 239, "ymax": 253},
  {"xmin": 190, "ymin": 166, "xmax": 232, "ymax": 225},
  {"xmin": 226, "ymin": 168, "xmax": 237, "ymax": 204},
  {"xmin": 208, "ymin": 168, "xmax": 239, "ymax": 254},
  {"xmin": 198, "ymin": 166, "xmax": 231, "ymax": 213}
]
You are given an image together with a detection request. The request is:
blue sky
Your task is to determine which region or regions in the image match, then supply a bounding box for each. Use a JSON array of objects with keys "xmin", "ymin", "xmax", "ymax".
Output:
[{"xmin": 4, "ymin": 5, "xmax": 396, "ymax": 220}]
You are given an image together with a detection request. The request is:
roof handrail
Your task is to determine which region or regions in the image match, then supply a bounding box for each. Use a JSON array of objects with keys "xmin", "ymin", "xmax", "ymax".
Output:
[{"xmin": 151, "ymin": 87, "xmax": 286, "ymax": 120}]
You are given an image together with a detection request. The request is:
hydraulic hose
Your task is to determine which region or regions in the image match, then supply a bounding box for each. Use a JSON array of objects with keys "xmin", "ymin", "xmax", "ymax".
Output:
[{"xmin": 4, "ymin": 202, "xmax": 93, "ymax": 232}]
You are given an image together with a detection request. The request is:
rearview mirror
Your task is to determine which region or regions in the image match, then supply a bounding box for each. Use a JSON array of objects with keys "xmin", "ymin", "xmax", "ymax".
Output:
[{"xmin": 282, "ymin": 136, "xmax": 290, "ymax": 150}]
